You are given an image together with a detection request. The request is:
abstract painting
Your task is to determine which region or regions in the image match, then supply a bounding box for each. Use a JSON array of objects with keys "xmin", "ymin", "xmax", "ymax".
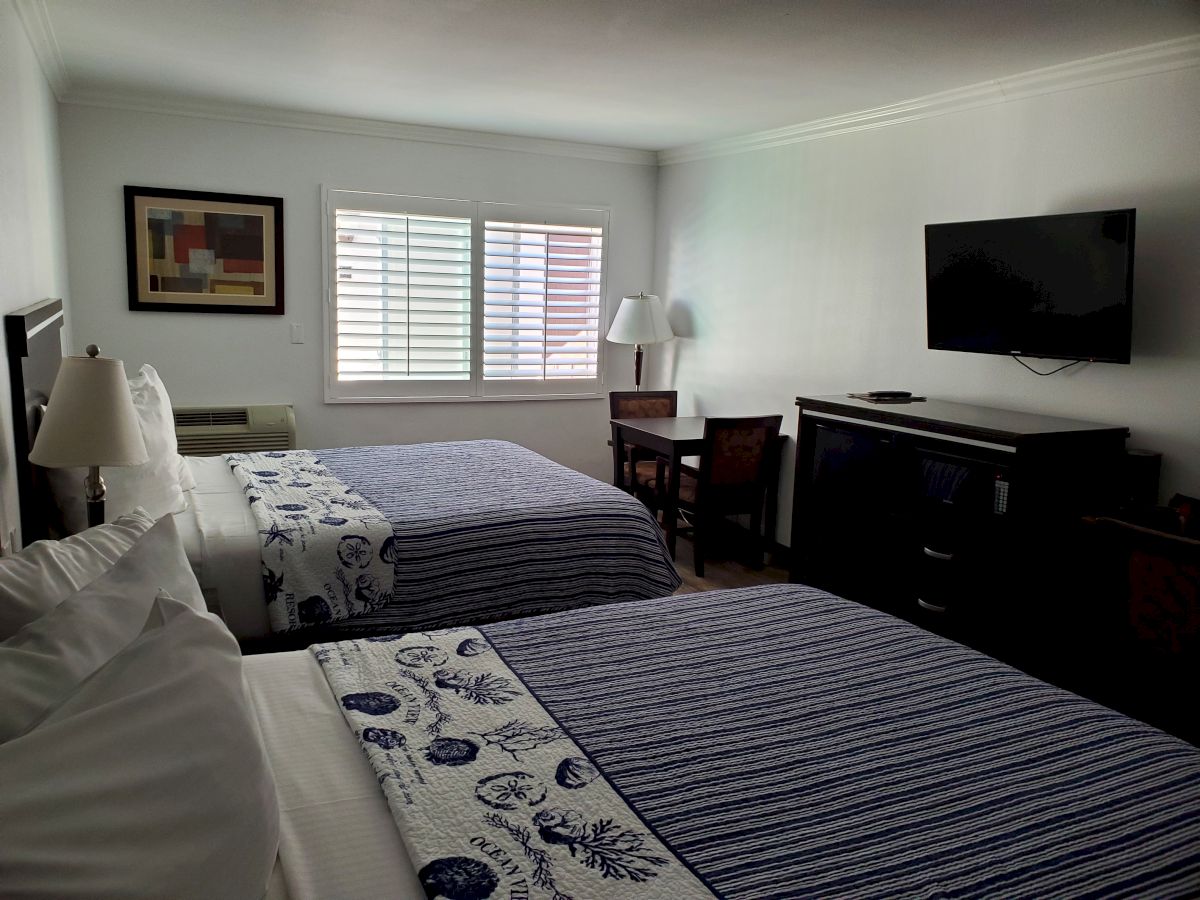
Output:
[{"xmin": 125, "ymin": 186, "xmax": 284, "ymax": 314}]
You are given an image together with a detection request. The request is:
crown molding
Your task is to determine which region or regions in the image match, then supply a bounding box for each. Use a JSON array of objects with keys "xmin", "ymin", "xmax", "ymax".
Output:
[
  {"xmin": 12, "ymin": 0, "xmax": 70, "ymax": 97},
  {"xmin": 659, "ymin": 34, "xmax": 1200, "ymax": 165},
  {"xmin": 59, "ymin": 90, "xmax": 658, "ymax": 166}
]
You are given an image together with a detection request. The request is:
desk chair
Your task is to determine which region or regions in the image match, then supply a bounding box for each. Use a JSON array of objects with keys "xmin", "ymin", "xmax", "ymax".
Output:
[
  {"xmin": 649, "ymin": 415, "xmax": 782, "ymax": 577},
  {"xmin": 1083, "ymin": 508, "xmax": 1200, "ymax": 745},
  {"xmin": 608, "ymin": 390, "xmax": 677, "ymax": 498}
]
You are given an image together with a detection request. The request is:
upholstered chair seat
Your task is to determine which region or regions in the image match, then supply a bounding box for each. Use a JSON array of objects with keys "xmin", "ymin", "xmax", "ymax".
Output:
[
  {"xmin": 624, "ymin": 459, "xmax": 663, "ymax": 486},
  {"xmin": 646, "ymin": 471, "xmax": 696, "ymax": 504}
]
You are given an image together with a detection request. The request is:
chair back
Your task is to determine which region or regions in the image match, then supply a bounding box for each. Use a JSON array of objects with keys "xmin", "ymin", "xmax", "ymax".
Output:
[
  {"xmin": 609, "ymin": 390, "xmax": 677, "ymax": 420},
  {"xmin": 1084, "ymin": 515, "xmax": 1200, "ymax": 744},
  {"xmin": 697, "ymin": 415, "xmax": 783, "ymax": 508},
  {"xmin": 1087, "ymin": 517, "xmax": 1200, "ymax": 659}
]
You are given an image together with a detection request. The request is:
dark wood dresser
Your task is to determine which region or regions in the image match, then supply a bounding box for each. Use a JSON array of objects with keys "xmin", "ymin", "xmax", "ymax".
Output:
[{"xmin": 789, "ymin": 395, "xmax": 1130, "ymax": 685}]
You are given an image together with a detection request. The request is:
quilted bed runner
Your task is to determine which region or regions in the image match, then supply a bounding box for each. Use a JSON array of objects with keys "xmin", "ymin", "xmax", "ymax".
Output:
[
  {"xmin": 314, "ymin": 628, "xmax": 713, "ymax": 900},
  {"xmin": 228, "ymin": 451, "xmax": 394, "ymax": 632}
]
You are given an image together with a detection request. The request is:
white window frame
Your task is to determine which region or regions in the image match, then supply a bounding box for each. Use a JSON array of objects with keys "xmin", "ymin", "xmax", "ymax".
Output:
[{"xmin": 323, "ymin": 187, "xmax": 609, "ymax": 403}]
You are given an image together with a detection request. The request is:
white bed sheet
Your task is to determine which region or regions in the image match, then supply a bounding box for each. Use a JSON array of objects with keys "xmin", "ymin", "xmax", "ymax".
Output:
[
  {"xmin": 177, "ymin": 456, "xmax": 270, "ymax": 639},
  {"xmin": 244, "ymin": 650, "xmax": 423, "ymax": 900}
]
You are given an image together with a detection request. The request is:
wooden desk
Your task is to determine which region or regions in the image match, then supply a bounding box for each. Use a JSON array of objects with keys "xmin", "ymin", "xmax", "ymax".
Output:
[{"xmin": 611, "ymin": 416, "xmax": 704, "ymax": 557}]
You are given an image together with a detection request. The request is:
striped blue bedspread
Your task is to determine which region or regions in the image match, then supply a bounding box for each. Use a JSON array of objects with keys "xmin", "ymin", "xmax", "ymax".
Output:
[
  {"xmin": 479, "ymin": 584, "xmax": 1200, "ymax": 898},
  {"xmin": 315, "ymin": 440, "xmax": 681, "ymax": 633}
]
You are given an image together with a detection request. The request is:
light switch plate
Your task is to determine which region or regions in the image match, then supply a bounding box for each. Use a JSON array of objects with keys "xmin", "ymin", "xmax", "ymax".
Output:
[{"xmin": 290, "ymin": 323, "xmax": 304, "ymax": 344}]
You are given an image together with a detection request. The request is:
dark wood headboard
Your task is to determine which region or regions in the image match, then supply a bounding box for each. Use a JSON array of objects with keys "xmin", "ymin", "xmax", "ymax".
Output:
[{"xmin": 5, "ymin": 298, "xmax": 65, "ymax": 545}]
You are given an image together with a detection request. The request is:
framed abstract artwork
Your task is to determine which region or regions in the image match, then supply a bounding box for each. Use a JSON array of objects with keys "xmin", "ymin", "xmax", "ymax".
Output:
[{"xmin": 124, "ymin": 186, "xmax": 284, "ymax": 314}]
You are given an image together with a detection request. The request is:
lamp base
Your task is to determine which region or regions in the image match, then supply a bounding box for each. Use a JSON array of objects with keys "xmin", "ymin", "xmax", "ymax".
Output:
[
  {"xmin": 85, "ymin": 466, "xmax": 106, "ymax": 528},
  {"xmin": 634, "ymin": 344, "xmax": 644, "ymax": 391}
]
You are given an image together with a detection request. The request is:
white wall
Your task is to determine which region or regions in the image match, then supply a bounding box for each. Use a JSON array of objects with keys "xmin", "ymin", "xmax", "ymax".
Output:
[
  {"xmin": 0, "ymin": 2, "xmax": 70, "ymax": 549},
  {"xmin": 58, "ymin": 105, "xmax": 658, "ymax": 480},
  {"xmin": 654, "ymin": 67, "xmax": 1200, "ymax": 544}
]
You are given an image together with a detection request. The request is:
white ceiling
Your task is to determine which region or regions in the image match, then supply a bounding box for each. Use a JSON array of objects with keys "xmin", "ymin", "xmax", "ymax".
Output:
[{"xmin": 37, "ymin": 0, "xmax": 1200, "ymax": 150}]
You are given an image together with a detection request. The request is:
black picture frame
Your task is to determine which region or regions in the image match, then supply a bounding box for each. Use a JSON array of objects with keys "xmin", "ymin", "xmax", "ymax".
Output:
[{"xmin": 124, "ymin": 185, "xmax": 284, "ymax": 315}]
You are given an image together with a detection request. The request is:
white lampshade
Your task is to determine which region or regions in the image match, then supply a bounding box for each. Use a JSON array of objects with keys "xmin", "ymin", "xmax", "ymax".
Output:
[
  {"xmin": 606, "ymin": 292, "xmax": 674, "ymax": 346},
  {"xmin": 29, "ymin": 351, "xmax": 148, "ymax": 468}
]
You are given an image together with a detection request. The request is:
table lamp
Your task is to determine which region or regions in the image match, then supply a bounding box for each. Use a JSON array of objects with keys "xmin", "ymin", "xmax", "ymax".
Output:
[
  {"xmin": 606, "ymin": 292, "xmax": 674, "ymax": 391},
  {"xmin": 29, "ymin": 345, "xmax": 148, "ymax": 527}
]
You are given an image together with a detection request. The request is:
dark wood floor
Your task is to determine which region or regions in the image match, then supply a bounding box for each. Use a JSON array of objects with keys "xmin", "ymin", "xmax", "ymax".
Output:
[{"xmin": 670, "ymin": 539, "xmax": 790, "ymax": 594}]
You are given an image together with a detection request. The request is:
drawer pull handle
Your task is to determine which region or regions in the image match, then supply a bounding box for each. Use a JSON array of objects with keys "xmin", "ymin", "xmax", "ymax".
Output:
[{"xmin": 923, "ymin": 547, "xmax": 955, "ymax": 561}]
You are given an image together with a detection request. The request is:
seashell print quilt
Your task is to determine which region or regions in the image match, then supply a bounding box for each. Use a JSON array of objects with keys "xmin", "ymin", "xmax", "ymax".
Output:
[
  {"xmin": 314, "ymin": 627, "xmax": 715, "ymax": 900},
  {"xmin": 227, "ymin": 451, "xmax": 395, "ymax": 632}
]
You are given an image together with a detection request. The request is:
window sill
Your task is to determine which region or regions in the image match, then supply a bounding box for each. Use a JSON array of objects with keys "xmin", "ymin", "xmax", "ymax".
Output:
[{"xmin": 325, "ymin": 391, "xmax": 607, "ymax": 404}]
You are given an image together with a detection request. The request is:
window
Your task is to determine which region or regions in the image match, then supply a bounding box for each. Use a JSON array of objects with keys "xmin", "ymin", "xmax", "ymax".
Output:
[
  {"xmin": 482, "ymin": 215, "xmax": 603, "ymax": 391},
  {"xmin": 325, "ymin": 190, "xmax": 607, "ymax": 402}
]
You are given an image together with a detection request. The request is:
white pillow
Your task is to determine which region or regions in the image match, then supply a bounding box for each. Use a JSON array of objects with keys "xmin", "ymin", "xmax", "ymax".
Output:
[
  {"xmin": 0, "ymin": 591, "xmax": 279, "ymax": 899},
  {"xmin": 0, "ymin": 515, "xmax": 207, "ymax": 739},
  {"xmin": 48, "ymin": 364, "xmax": 188, "ymax": 533},
  {"xmin": 0, "ymin": 509, "xmax": 155, "ymax": 641},
  {"xmin": 178, "ymin": 454, "xmax": 197, "ymax": 492}
]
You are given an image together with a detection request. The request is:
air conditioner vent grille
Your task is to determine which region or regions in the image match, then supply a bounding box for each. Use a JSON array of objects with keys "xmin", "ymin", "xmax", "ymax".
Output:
[
  {"xmin": 178, "ymin": 432, "xmax": 293, "ymax": 456},
  {"xmin": 174, "ymin": 408, "xmax": 249, "ymax": 428},
  {"xmin": 173, "ymin": 405, "xmax": 295, "ymax": 457}
]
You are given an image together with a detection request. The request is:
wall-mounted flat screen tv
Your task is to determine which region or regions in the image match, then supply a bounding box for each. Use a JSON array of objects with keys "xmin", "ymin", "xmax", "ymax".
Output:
[{"xmin": 926, "ymin": 209, "xmax": 1135, "ymax": 364}]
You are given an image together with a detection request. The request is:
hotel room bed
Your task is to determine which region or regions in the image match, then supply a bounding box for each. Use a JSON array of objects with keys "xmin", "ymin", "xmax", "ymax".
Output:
[
  {"xmin": 177, "ymin": 440, "xmax": 682, "ymax": 642},
  {"xmin": 4, "ymin": 504, "xmax": 1197, "ymax": 899},
  {"xmin": 251, "ymin": 582, "xmax": 1200, "ymax": 899},
  {"xmin": 3, "ymin": 306, "xmax": 678, "ymax": 646}
]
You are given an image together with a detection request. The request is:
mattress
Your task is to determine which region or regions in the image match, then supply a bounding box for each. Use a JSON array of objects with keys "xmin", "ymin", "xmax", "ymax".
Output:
[
  {"xmin": 242, "ymin": 650, "xmax": 422, "ymax": 900},
  {"xmin": 315, "ymin": 583, "xmax": 1200, "ymax": 898},
  {"xmin": 183, "ymin": 441, "xmax": 680, "ymax": 640},
  {"xmin": 177, "ymin": 456, "xmax": 270, "ymax": 637}
]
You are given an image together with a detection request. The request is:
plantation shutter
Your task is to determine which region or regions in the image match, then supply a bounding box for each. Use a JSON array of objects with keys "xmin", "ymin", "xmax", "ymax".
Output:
[
  {"xmin": 481, "ymin": 203, "xmax": 606, "ymax": 396},
  {"xmin": 326, "ymin": 191, "xmax": 608, "ymax": 401},
  {"xmin": 329, "ymin": 192, "xmax": 474, "ymax": 398}
]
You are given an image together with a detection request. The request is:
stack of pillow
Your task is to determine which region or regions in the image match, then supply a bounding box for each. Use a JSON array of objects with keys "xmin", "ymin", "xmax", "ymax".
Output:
[
  {"xmin": 0, "ymin": 510, "xmax": 279, "ymax": 898},
  {"xmin": 48, "ymin": 365, "xmax": 195, "ymax": 534}
]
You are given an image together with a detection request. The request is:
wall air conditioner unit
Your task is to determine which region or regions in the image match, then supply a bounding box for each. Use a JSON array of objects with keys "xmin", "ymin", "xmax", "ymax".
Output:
[{"xmin": 173, "ymin": 405, "xmax": 296, "ymax": 456}]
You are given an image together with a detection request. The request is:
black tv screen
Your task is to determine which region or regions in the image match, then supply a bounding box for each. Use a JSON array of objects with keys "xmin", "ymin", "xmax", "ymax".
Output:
[{"xmin": 926, "ymin": 209, "xmax": 1135, "ymax": 364}]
